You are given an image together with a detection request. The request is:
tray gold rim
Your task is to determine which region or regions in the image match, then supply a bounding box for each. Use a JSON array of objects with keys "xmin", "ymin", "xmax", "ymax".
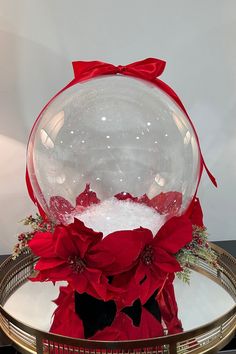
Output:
[{"xmin": 0, "ymin": 242, "xmax": 235, "ymax": 354}]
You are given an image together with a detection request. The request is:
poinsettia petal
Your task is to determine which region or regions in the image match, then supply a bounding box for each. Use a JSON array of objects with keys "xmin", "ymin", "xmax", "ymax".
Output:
[
  {"xmin": 112, "ymin": 267, "xmax": 140, "ymax": 309},
  {"xmin": 49, "ymin": 196, "xmax": 75, "ymax": 223},
  {"xmin": 76, "ymin": 184, "xmax": 100, "ymax": 208},
  {"xmin": 34, "ymin": 257, "xmax": 66, "ymax": 271},
  {"xmin": 153, "ymin": 248, "xmax": 182, "ymax": 273},
  {"xmin": 114, "ymin": 263, "xmax": 161, "ymax": 308},
  {"xmin": 138, "ymin": 270, "xmax": 153, "ymax": 304},
  {"xmin": 71, "ymin": 218, "xmax": 103, "ymax": 245},
  {"xmin": 69, "ymin": 271, "xmax": 89, "ymax": 294},
  {"xmin": 114, "ymin": 192, "xmax": 137, "ymax": 201},
  {"xmin": 70, "ymin": 268, "xmax": 111, "ymax": 301},
  {"xmin": 54, "ymin": 220, "xmax": 103, "ymax": 260},
  {"xmin": 149, "ymin": 191, "xmax": 182, "ymax": 215},
  {"xmin": 32, "ymin": 263, "xmax": 72, "ymax": 282},
  {"xmin": 153, "ymin": 216, "xmax": 192, "ymax": 253},
  {"xmin": 28, "ymin": 231, "xmax": 55, "ymax": 257},
  {"xmin": 140, "ymin": 273, "xmax": 165, "ymax": 305},
  {"xmin": 85, "ymin": 249, "xmax": 116, "ymax": 271},
  {"xmin": 113, "ymin": 267, "xmax": 137, "ymax": 289},
  {"xmin": 134, "ymin": 262, "xmax": 148, "ymax": 285},
  {"xmin": 54, "ymin": 225, "xmax": 79, "ymax": 259},
  {"xmin": 86, "ymin": 268, "xmax": 119, "ymax": 301},
  {"xmin": 69, "ymin": 219, "xmax": 103, "ymax": 259},
  {"xmin": 132, "ymin": 263, "xmax": 165, "ymax": 305},
  {"xmin": 114, "ymin": 192, "xmax": 150, "ymax": 206},
  {"xmin": 88, "ymin": 228, "xmax": 153, "ymax": 275}
]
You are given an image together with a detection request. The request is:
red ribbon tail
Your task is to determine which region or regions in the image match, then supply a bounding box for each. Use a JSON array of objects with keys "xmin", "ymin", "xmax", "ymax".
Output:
[
  {"xmin": 124, "ymin": 58, "xmax": 166, "ymax": 80},
  {"xmin": 156, "ymin": 78, "xmax": 217, "ymax": 189},
  {"xmin": 72, "ymin": 60, "xmax": 117, "ymax": 83},
  {"xmin": 203, "ymin": 159, "xmax": 217, "ymax": 187},
  {"xmin": 25, "ymin": 167, "xmax": 48, "ymax": 220}
]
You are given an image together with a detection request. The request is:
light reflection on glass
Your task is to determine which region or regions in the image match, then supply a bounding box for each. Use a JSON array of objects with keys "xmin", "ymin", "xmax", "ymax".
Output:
[{"xmin": 40, "ymin": 110, "xmax": 64, "ymax": 149}]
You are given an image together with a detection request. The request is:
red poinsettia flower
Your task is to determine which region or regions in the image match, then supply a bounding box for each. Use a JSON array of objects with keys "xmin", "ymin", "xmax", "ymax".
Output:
[
  {"xmin": 133, "ymin": 216, "xmax": 192, "ymax": 304},
  {"xmin": 28, "ymin": 219, "xmax": 119, "ymax": 301},
  {"xmin": 87, "ymin": 228, "xmax": 151, "ymax": 275},
  {"xmin": 88, "ymin": 215, "xmax": 192, "ymax": 307}
]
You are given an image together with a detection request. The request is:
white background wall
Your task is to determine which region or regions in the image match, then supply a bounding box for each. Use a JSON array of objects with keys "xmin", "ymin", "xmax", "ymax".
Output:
[{"xmin": 0, "ymin": 0, "xmax": 236, "ymax": 254}]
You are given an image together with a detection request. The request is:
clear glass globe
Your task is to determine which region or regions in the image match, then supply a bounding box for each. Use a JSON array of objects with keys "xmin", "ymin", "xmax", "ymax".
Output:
[{"xmin": 27, "ymin": 75, "xmax": 200, "ymax": 226}]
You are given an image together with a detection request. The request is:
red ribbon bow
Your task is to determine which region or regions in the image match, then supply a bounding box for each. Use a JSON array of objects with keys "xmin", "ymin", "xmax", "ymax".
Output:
[
  {"xmin": 26, "ymin": 58, "xmax": 216, "ymax": 219},
  {"xmin": 69, "ymin": 58, "xmax": 190, "ymax": 115},
  {"xmin": 71, "ymin": 58, "xmax": 166, "ymax": 83}
]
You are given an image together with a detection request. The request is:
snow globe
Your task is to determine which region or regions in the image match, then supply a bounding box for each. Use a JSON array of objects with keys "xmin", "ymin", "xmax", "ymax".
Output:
[
  {"xmin": 24, "ymin": 63, "xmax": 204, "ymax": 338},
  {"xmin": 26, "ymin": 73, "xmax": 201, "ymax": 233},
  {"xmin": 1, "ymin": 59, "xmax": 235, "ymax": 354}
]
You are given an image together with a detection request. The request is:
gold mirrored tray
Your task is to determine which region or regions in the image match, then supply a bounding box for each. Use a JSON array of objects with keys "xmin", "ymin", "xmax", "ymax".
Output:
[{"xmin": 0, "ymin": 243, "xmax": 236, "ymax": 354}]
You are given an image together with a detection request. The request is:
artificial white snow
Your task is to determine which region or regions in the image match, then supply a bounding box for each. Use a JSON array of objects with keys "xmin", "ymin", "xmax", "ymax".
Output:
[{"xmin": 68, "ymin": 198, "xmax": 165, "ymax": 237}]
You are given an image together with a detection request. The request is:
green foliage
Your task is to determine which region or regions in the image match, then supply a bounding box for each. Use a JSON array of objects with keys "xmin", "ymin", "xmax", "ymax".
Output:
[
  {"xmin": 12, "ymin": 214, "xmax": 55, "ymax": 259},
  {"xmin": 176, "ymin": 226, "xmax": 219, "ymax": 283}
]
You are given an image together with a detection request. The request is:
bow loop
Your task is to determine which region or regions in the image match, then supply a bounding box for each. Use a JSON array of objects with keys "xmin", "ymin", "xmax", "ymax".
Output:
[
  {"xmin": 72, "ymin": 60, "xmax": 117, "ymax": 83},
  {"xmin": 124, "ymin": 58, "xmax": 166, "ymax": 81}
]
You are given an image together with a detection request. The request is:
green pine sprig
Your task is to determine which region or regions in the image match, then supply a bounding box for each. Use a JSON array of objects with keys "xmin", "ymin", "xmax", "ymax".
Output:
[
  {"xmin": 12, "ymin": 214, "xmax": 55, "ymax": 259},
  {"xmin": 176, "ymin": 226, "xmax": 220, "ymax": 283}
]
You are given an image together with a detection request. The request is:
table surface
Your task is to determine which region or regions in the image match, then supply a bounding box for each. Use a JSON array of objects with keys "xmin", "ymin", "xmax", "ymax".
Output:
[{"xmin": 0, "ymin": 240, "xmax": 235, "ymax": 353}]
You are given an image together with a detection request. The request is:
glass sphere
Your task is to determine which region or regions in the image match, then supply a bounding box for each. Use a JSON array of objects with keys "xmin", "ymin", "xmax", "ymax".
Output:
[{"xmin": 27, "ymin": 75, "xmax": 200, "ymax": 224}]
